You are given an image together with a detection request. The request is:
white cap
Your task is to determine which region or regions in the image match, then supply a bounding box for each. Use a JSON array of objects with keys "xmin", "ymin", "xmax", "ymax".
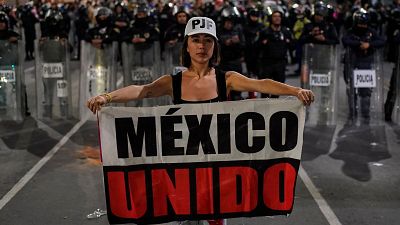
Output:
[{"xmin": 184, "ymin": 17, "xmax": 218, "ymax": 40}]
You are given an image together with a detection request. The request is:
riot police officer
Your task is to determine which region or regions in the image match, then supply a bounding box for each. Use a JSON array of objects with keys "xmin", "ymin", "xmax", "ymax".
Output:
[
  {"xmin": 218, "ymin": 5, "xmax": 245, "ymax": 100},
  {"xmin": 342, "ymin": 9, "xmax": 385, "ymax": 121},
  {"xmin": 299, "ymin": 1, "xmax": 339, "ymax": 45},
  {"xmin": 85, "ymin": 7, "xmax": 117, "ymax": 49},
  {"xmin": 164, "ymin": 6, "xmax": 189, "ymax": 47},
  {"xmin": 0, "ymin": 11, "xmax": 29, "ymax": 116},
  {"xmin": 113, "ymin": 1, "xmax": 130, "ymax": 39},
  {"xmin": 258, "ymin": 6, "xmax": 293, "ymax": 98},
  {"xmin": 384, "ymin": 8, "xmax": 400, "ymax": 121},
  {"xmin": 123, "ymin": 4, "xmax": 159, "ymax": 50},
  {"xmin": 41, "ymin": 8, "xmax": 68, "ymax": 39},
  {"xmin": 243, "ymin": 7, "xmax": 264, "ymax": 80}
]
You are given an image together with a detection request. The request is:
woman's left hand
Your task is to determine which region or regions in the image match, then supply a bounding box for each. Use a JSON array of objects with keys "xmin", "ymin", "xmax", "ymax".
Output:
[{"xmin": 296, "ymin": 89, "xmax": 315, "ymax": 106}]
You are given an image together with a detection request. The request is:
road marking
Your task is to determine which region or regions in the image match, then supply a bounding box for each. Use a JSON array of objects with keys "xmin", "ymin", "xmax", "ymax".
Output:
[
  {"xmin": 299, "ymin": 166, "xmax": 343, "ymax": 225},
  {"xmin": 0, "ymin": 117, "xmax": 88, "ymax": 211}
]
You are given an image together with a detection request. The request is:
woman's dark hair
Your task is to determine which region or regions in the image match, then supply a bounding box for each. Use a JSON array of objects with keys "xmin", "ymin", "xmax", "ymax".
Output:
[{"xmin": 180, "ymin": 35, "xmax": 220, "ymax": 68}]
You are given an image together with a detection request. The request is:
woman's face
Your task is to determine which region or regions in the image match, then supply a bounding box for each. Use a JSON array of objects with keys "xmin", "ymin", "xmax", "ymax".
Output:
[{"xmin": 187, "ymin": 34, "xmax": 215, "ymax": 64}]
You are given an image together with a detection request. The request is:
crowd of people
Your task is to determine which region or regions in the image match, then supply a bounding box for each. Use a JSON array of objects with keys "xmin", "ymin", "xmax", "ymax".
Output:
[{"xmin": 1, "ymin": 0, "xmax": 400, "ymax": 120}]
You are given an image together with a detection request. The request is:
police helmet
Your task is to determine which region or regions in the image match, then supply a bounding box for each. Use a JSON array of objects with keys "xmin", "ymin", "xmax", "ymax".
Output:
[
  {"xmin": 136, "ymin": 3, "xmax": 149, "ymax": 16},
  {"xmin": 391, "ymin": 7, "xmax": 400, "ymax": 25},
  {"xmin": 247, "ymin": 7, "xmax": 260, "ymax": 18},
  {"xmin": 353, "ymin": 8, "xmax": 369, "ymax": 26},
  {"xmin": 266, "ymin": 5, "xmax": 284, "ymax": 17},
  {"xmin": 313, "ymin": 1, "xmax": 328, "ymax": 17},
  {"xmin": 95, "ymin": 7, "xmax": 112, "ymax": 18},
  {"xmin": 172, "ymin": 5, "xmax": 189, "ymax": 17},
  {"xmin": 45, "ymin": 9, "xmax": 63, "ymax": 27},
  {"xmin": 203, "ymin": 2, "xmax": 215, "ymax": 17},
  {"xmin": 114, "ymin": 1, "xmax": 126, "ymax": 9},
  {"xmin": 0, "ymin": 11, "xmax": 9, "ymax": 24},
  {"xmin": 95, "ymin": 7, "xmax": 112, "ymax": 25}
]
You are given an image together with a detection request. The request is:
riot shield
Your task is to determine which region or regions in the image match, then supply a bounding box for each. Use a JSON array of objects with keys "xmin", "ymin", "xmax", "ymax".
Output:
[
  {"xmin": 35, "ymin": 39, "xmax": 72, "ymax": 120},
  {"xmin": 300, "ymin": 44, "xmax": 338, "ymax": 126},
  {"xmin": 79, "ymin": 41, "xmax": 118, "ymax": 119},
  {"xmin": 121, "ymin": 41, "xmax": 171, "ymax": 106},
  {"xmin": 163, "ymin": 42, "xmax": 187, "ymax": 75},
  {"xmin": 393, "ymin": 46, "xmax": 400, "ymax": 124},
  {"xmin": 0, "ymin": 40, "xmax": 24, "ymax": 121},
  {"xmin": 344, "ymin": 47, "xmax": 384, "ymax": 125}
]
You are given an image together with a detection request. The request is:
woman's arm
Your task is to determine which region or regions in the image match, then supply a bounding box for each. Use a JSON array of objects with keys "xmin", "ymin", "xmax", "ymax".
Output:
[
  {"xmin": 226, "ymin": 71, "xmax": 314, "ymax": 105},
  {"xmin": 87, "ymin": 75, "xmax": 172, "ymax": 113}
]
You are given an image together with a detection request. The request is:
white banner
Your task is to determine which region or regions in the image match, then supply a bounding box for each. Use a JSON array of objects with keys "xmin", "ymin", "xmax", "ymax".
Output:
[
  {"xmin": 42, "ymin": 63, "xmax": 63, "ymax": 78},
  {"xmin": 353, "ymin": 69, "xmax": 376, "ymax": 88},
  {"xmin": 99, "ymin": 99, "xmax": 305, "ymax": 167}
]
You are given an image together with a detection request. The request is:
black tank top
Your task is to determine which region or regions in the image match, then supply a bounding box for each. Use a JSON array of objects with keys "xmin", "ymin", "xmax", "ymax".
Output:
[{"xmin": 170, "ymin": 69, "xmax": 228, "ymax": 104}]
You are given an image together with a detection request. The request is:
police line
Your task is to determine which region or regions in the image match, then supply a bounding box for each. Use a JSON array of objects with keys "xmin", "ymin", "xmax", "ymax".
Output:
[{"xmin": 98, "ymin": 99, "xmax": 305, "ymax": 224}]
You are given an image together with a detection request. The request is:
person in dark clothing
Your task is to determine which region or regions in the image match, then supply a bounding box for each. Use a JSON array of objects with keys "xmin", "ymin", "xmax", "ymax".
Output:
[
  {"xmin": 299, "ymin": 1, "xmax": 339, "ymax": 45},
  {"xmin": 123, "ymin": 4, "xmax": 159, "ymax": 50},
  {"xmin": 41, "ymin": 8, "xmax": 68, "ymax": 40},
  {"xmin": 85, "ymin": 7, "xmax": 117, "ymax": 49},
  {"xmin": 113, "ymin": 1, "xmax": 130, "ymax": 39},
  {"xmin": 258, "ymin": 6, "xmax": 293, "ymax": 98},
  {"xmin": 163, "ymin": 6, "xmax": 189, "ymax": 68},
  {"xmin": 0, "ymin": 11, "xmax": 30, "ymax": 116},
  {"xmin": 20, "ymin": 3, "xmax": 38, "ymax": 60},
  {"xmin": 218, "ymin": 6, "xmax": 245, "ymax": 100},
  {"xmin": 243, "ymin": 7, "xmax": 264, "ymax": 98},
  {"xmin": 0, "ymin": 11, "xmax": 18, "ymax": 42},
  {"xmin": 384, "ymin": 7, "xmax": 400, "ymax": 121},
  {"xmin": 342, "ymin": 8, "xmax": 385, "ymax": 121}
]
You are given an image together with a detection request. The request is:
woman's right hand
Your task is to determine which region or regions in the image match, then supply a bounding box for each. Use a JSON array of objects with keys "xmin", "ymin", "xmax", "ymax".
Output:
[{"xmin": 87, "ymin": 95, "xmax": 107, "ymax": 114}]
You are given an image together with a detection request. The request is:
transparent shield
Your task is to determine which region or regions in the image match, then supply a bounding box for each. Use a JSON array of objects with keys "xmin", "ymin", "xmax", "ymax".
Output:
[
  {"xmin": 0, "ymin": 40, "xmax": 24, "ymax": 121},
  {"xmin": 35, "ymin": 39, "xmax": 73, "ymax": 120},
  {"xmin": 163, "ymin": 42, "xmax": 187, "ymax": 75},
  {"xmin": 300, "ymin": 44, "xmax": 338, "ymax": 126},
  {"xmin": 121, "ymin": 41, "xmax": 171, "ymax": 107},
  {"xmin": 79, "ymin": 41, "xmax": 118, "ymax": 119},
  {"xmin": 345, "ymin": 47, "xmax": 384, "ymax": 125},
  {"xmin": 393, "ymin": 46, "xmax": 400, "ymax": 124}
]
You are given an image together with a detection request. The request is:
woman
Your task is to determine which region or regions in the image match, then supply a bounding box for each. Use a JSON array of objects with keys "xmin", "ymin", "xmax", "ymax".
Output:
[
  {"xmin": 86, "ymin": 17, "xmax": 314, "ymax": 225},
  {"xmin": 87, "ymin": 16, "xmax": 314, "ymax": 114}
]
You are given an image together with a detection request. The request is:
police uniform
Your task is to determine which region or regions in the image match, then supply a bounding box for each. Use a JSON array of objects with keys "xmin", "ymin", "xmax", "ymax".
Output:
[
  {"xmin": 19, "ymin": 3, "xmax": 39, "ymax": 60},
  {"xmin": 258, "ymin": 8, "xmax": 293, "ymax": 98},
  {"xmin": 243, "ymin": 8, "xmax": 264, "ymax": 78},
  {"xmin": 342, "ymin": 11, "xmax": 385, "ymax": 120},
  {"xmin": 258, "ymin": 25, "xmax": 293, "ymax": 96},
  {"xmin": 299, "ymin": 1, "xmax": 339, "ymax": 45},
  {"xmin": 218, "ymin": 6, "xmax": 245, "ymax": 100},
  {"xmin": 123, "ymin": 17, "xmax": 159, "ymax": 50},
  {"xmin": 85, "ymin": 7, "xmax": 118, "ymax": 48}
]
